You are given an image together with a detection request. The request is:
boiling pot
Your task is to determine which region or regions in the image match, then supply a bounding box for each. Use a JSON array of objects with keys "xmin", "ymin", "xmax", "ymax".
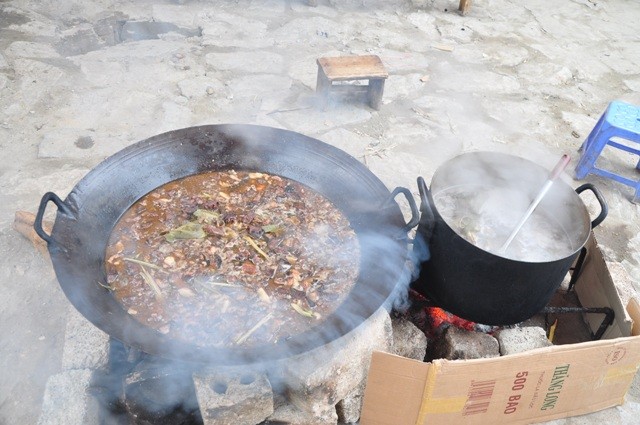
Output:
[{"xmin": 412, "ymin": 152, "xmax": 608, "ymax": 325}]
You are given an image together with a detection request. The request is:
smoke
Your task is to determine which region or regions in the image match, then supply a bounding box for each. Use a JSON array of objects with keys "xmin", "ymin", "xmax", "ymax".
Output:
[{"xmin": 6, "ymin": 0, "xmax": 469, "ymax": 423}]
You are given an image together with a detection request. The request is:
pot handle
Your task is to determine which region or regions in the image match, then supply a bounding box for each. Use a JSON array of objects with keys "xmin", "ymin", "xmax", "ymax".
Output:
[
  {"xmin": 417, "ymin": 176, "xmax": 435, "ymax": 241},
  {"xmin": 575, "ymin": 183, "xmax": 608, "ymax": 228},
  {"xmin": 34, "ymin": 192, "xmax": 69, "ymax": 244},
  {"xmin": 388, "ymin": 186, "xmax": 420, "ymax": 233}
]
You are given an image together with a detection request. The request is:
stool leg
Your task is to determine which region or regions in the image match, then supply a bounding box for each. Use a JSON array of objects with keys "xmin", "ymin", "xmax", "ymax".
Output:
[
  {"xmin": 316, "ymin": 65, "xmax": 331, "ymax": 110},
  {"xmin": 579, "ymin": 113, "xmax": 606, "ymax": 153},
  {"xmin": 368, "ymin": 79, "xmax": 385, "ymax": 110},
  {"xmin": 575, "ymin": 126, "xmax": 612, "ymax": 180}
]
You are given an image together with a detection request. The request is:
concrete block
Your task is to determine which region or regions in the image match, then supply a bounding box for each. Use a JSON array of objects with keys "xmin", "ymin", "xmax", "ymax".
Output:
[
  {"xmin": 433, "ymin": 327, "xmax": 500, "ymax": 360},
  {"xmin": 37, "ymin": 369, "xmax": 99, "ymax": 425},
  {"xmin": 391, "ymin": 316, "xmax": 427, "ymax": 361},
  {"xmin": 496, "ymin": 326, "xmax": 552, "ymax": 356},
  {"xmin": 193, "ymin": 371, "xmax": 274, "ymax": 425},
  {"xmin": 283, "ymin": 308, "xmax": 392, "ymax": 415},
  {"xmin": 61, "ymin": 307, "xmax": 110, "ymax": 371}
]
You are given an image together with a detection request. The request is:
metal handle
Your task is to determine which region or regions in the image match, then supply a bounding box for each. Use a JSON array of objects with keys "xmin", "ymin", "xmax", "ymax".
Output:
[
  {"xmin": 575, "ymin": 183, "xmax": 608, "ymax": 228},
  {"xmin": 34, "ymin": 192, "xmax": 68, "ymax": 244},
  {"xmin": 388, "ymin": 186, "xmax": 419, "ymax": 233},
  {"xmin": 417, "ymin": 177, "xmax": 436, "ymax": 242}
]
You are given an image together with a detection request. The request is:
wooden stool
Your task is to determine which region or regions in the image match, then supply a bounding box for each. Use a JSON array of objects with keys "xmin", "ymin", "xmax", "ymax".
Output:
[
  {"xmin": 316, "ymin": 55, "xmax": 388, "ymax": 110},
  {"xmin": 459, "ymin": 0, "xmax": 472, "ymax": 15}
]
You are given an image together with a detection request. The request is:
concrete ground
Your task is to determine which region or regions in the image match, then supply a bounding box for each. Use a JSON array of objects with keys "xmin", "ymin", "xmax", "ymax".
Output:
[{"xmin": 1, "ymin": 0, "xmax": 639, "ymax": 423}]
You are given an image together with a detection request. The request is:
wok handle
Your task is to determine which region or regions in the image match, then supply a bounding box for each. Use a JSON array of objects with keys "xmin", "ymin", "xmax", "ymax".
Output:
[
  {"xmin": 575, "ymin": 183, "xmax": 608, "ymax": 228},
  {"xmin": 417, "ymin": 176, "xmax": 435, "ymax": 241},
  {"xmin": 34, "ymin": 192, "xmax": 68, "ymax": 244},
  {"xmin": 389, "ymin": 186, "xmax": 420, "ymax": 233}
]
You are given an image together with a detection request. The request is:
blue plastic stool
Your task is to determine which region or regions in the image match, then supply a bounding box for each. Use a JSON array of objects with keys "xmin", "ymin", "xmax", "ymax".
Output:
[{"xmin": 575, "ymin": 100, "xmax": 640, "ymax": 202}]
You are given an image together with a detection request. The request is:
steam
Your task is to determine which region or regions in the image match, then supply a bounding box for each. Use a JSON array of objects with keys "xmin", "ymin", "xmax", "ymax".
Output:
[{"xmin": 429, "ymin": 152, "xmax": 588, "ymax": 262}]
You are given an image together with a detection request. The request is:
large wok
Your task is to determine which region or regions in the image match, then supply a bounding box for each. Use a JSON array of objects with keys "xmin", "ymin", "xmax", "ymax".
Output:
[{"xmin": 34, "ymin": 125, "xmax": 417, "ymax": 365}]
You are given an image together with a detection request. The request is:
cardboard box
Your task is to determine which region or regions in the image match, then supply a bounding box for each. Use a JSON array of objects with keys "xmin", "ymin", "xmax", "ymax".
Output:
[{"xmin": 360, "ymin": 235, "xmax": 640, "ymax": 425}]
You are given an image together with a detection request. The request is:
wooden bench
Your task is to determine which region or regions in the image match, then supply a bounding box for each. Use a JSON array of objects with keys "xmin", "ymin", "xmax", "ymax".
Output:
[{"xmin": 316, "ymin": 55, "xmax": 388, "ymax": 110}]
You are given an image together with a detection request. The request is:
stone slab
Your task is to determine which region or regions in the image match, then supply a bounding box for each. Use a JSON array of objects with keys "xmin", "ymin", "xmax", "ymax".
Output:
[
  {"xmin": 38, "ymin": 128, "xmax": 131, "ymax": 160},
  {"xmin": 318, "ymin": 127, "xmax": 376, "ymax": 161},
  {"xmin": 61, "ymin": 306, "xmax": 110, "ymax": 370},
  {"xmin": 205, "ymin": 51, "xmax": 284, "ymax": 74},
  {"xmin": 0, "ymin": 53, "xmax": 9, "ymax": 69},
  {"xmin": 4, "ymin": 41, "xmax": 60, "ymax": 59},
  {"xmin": 37, "ymin": 369, "xmax": 99, "ymax": 425}
]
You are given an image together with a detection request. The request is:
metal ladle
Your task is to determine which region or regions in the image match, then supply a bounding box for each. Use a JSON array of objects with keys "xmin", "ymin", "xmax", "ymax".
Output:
[{"xmin": 499, "ymin": 154, "xmax": 571, "ymax": 254}]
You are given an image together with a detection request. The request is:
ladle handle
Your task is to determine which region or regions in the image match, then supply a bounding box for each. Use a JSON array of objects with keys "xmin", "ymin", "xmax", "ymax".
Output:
[
  {"xmin": 575, "ymin": 184, "xmax": 608, "ymax": 228},
  {"xmin": 550, "ymin": 154, "xmax": 571, "ymax": 180},
  {"xmin": 417, "ymin": 177, "xmax": 435, "ymax": 242},
  {"xmin": 389, "ymin": 186, "xmax": 420, "ymax": 233}
]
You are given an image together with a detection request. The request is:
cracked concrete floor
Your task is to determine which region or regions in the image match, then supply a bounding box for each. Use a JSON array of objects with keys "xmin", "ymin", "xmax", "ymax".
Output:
[{"xmin": 1, "ymin": 0, "xmax": 640, "ymax": 423}]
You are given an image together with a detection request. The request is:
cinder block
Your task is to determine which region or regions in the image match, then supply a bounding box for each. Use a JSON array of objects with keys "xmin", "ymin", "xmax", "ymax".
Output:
[
  {"xmin": 193, "ymin": 371, "xmax": 274, "ymax": 425},
  {"xmin": 495, "ymin": 326, "xmax": 552, "ymax": 356}
]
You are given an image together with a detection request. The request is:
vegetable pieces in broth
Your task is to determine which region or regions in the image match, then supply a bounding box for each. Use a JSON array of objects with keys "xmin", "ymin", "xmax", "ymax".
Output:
[{"xmin": 105, "ymin": 170, "xmax": 360, "ymax": 347}]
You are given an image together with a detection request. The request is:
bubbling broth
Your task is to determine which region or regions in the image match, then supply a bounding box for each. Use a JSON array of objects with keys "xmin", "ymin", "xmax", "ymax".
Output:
[
  {"xmin": 434, "ymin": 186, "xmax": 575, "ymax": 262},
  {"xmin": 105, "ymin": 170, "xmax": 360, "ymax": 347}
]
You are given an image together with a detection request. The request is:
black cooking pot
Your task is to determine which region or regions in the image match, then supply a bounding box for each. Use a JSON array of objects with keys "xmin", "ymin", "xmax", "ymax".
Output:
[
  {"xmin": 412, "ymin": 152, "xmax": 607, "ymax": 325},
  {"xmin": 34, "ymin": 125, "xmax": 418, "ymax": 365}
]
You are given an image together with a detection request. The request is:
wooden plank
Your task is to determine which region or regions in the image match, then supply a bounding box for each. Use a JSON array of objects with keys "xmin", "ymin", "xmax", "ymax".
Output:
[
  {"xmin": 316, "ymin": 55, "xmax": 388, "ymax": 81},
  {"xmin": 459, "ymin": 0, "xmax": 472, "ymax": 15},
  {"xmin": 13, "ymin": 210, "xmax": 52, "ymax": 260}
]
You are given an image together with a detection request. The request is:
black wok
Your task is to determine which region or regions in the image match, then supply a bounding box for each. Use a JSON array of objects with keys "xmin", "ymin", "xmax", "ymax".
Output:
[{"xmin": 34, "ymin": 125, "xmax": 417, "ymax": 365}]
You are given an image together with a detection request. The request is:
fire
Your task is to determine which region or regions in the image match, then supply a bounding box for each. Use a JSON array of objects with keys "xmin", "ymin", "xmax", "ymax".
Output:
[{"xmin": 425, "ymin": 307, "xmax": 477, "ymax": 332}]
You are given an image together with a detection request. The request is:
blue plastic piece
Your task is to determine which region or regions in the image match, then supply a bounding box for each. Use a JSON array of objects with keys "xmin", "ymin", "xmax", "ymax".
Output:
[{"xmin": 575, "ymin": 101, "xmax": 640, "ymax": 202}]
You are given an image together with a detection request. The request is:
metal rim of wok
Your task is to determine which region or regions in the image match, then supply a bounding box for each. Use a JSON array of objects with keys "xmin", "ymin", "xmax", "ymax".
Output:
[{"xmin": 34, "ymin": 124, "xmax": 416, "ymax": 365}]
